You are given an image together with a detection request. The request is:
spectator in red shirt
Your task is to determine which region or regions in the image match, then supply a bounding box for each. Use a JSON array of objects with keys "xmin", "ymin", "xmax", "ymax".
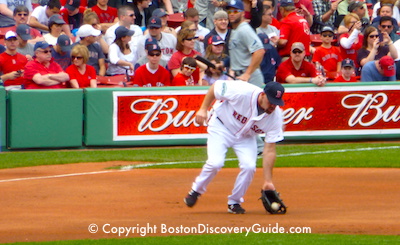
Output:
[
  {"xmin": 90, "ymin": 0, "xmax": 118, "ymax": 32},
  {"xmin": 0, "ymin": 31, "xmax": 28, "ymax": 88},
  {"xmin": 312, "ymin": 26, "xmax": 342, "ymax": 80},
  {"xmin": 171, "ymin": 56, "xmax": 197, "ymax": 86},
  {"xmin": 168, "ymin": 28, "xmax": 202, "ymax": 84},
  {"xmin": 66, "ymin": 44, "xmax": 97, "ymax": 88},
  {"xmin": 60, "ymin": 0, "xmax": 86, "ymax": 35},
  {"xmin": 23, "ymin": 41, "xmax": 70, "ymax": 89},
  {"xmin": 277, "ymin": 0, "xmax": 311, "ymax": 58},
  {"xmin": 132, "ymin": 41, "xmax": 171, "ymax": 87},
  {"xmin": 276, "ymin": 42, "xmax": 326, "ymax": 86},
  {"xmin": 334, "ymin": 58, "xmax": 358, "ymax": 82}
]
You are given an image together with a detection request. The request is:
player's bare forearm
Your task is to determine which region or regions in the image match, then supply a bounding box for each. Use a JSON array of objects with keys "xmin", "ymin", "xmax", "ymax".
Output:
[
  {"xmin": 195, "ymin": 84, "xmax": 215, "ymax": 125},
  {"xmin": 262, "ymin": 142, "xmax": 277, "ymax": 190}
]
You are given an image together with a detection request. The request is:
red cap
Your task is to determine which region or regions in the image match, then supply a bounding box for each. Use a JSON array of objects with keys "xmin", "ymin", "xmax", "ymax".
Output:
[{"xmin": 379, "ymin": 56, "xmax": 395, "ymax": 77}]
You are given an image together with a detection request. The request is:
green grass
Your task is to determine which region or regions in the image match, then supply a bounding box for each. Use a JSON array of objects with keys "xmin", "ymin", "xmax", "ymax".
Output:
[
  {"xmin": 0, "ymin": 142, "xmax": 399, "ymax": 169},
  {"xmin": 4, "ymin": 233, "xmax": 400, "ymax": 245}
]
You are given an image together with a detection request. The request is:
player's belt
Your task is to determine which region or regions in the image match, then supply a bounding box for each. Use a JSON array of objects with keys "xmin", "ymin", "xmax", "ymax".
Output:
[{"xmin": 233, "ymin": 70, "xmax": 245, "ymax": 77}]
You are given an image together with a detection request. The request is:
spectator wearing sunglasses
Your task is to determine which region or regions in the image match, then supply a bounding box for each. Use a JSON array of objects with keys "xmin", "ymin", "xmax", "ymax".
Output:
[
  {"xmin": 23, "ymin": 41, "xmax": 69, "ymax": 89},
  {"xmin": 276, "ymin": 42, "xmax": 326, "ymax": 86},
  {"xmin": 171, "ymin": 56, "xmax": 198, "ymax": 86},
  {"xmin": 357, "ymin": 25, "xmax": 397, "ymax": 69},
  {"xmin": 132, "ymin": 41, "xmax": 171, "ymax": 87},
  {"xmin": 10, "ymin": 5, "xmax": 43, "ymax": 43},
  {"xmin": 66, "ymin": 44, "xmax": 97, "ymax": 88},
  {"xmin": 312, "ymin": 26, "xmax": 342, "ymax": 80},
  {"xmin": 168, "ymin": 28, "xmax": 207, "ymax": 85},
  {"xmin": 0, "ymin": 0, "xmax": 33, "ymax": 27},
  {"xmin": 337, "ymin": 1, "xmax": 370, "ymax": 35},
  {"xmin": 104, "ymin": 5, "xmax": 143, "ymax": 50},
  {"xmin": 374, "ymin": 15, "xmax": 400, "ymax": 42}
]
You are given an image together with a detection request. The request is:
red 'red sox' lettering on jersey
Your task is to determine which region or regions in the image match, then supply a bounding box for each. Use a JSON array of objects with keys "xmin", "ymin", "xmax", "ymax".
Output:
[
  {"xmin": 233, "ymin": 111, "xmax": 248, "ymax": 124},
  {"xmin": 251, "ymin": 124, "xmax": 265, "ymax": 134}
]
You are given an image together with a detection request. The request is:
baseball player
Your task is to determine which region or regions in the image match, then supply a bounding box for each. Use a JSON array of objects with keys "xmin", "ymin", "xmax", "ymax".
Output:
[
  {"xmin": 184, "ymin": 80, "xmax": 287, "ymax": 214},
  {"xmin": 226, "ymin": 0, "xmax": 266, "ymax": 88}
]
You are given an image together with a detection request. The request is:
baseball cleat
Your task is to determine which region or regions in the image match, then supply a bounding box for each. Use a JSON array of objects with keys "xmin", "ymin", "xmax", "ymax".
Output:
[
  {"xmin": 184, "ymin": 190, "xmax": 201, "ymax": 207},
  {"xmin": 227, "ymin": 204, "xmax": 246, "ymax": 214}
]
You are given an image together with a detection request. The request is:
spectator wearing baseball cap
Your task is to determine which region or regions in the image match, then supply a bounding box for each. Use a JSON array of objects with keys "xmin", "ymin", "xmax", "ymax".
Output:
[
  {"xmin": 137, "ymin": 16, "xmax": 176, "ymax": 62},
  {"xmin": 23, "ymin": 41, "xmax": 70, "ymax": 89},
  {"xmin": 361, "ymin": 55, "xmax": 396, "ymax": 82},
  {"xmin": 59, "ymin": 0, "xmax": 86, "ymax": 35},
  {"xmin": 337, "ymin": 1, "xmax": 370, "ymax": 35},
  {"xmin": 278, "ymin": 0, "xmax": 311, "ymax": 57},
  {"xmin": 44, "ymin": 14, "xmax": 69, "ymax": 46},
  {"xmin": 73, "ymin": 24, "xmax": 106, "ymax": 76},
  {"xmin": 312, "ymin": 26, "xmax": 342, "ymax": 80},
  {"xmin": 51, "ymin": 34, "xmax": 73, "ymax": 70},
  {"xmin": 132, "ymin": 41, "xmax": 171, "ymax": 87},
  {"xmin": 203, "ymin": 10, "xmax": 231, "ymax": 56},
  {"xmin": 204, "ymin": 35, "xmax": 228, "ymax": 66},
  {"xmin": 11, "ymin": 5, "xmax": 43, "ymax": 43},
  {"xmin": 0, "ymin": 31, "xmax": 28, "ymax": 88},
  {"xmin": 258, "ymin": 33, "xmax": 281, "ymax": 83},
  {"xmin": 150, "ymin": 8, "xmax": 177, "ymax": 37},
  {"xmin": 333, "ymin": 58, "xmax": 358, "ymax": 82},
  {"xmin": 135, "ymin": 37, "xmax": 169, "ymax": 69},
  {"xmin": 16, "ymin": 24, "xmax": 35, "ymax": 60},
  {"xmin": 276, "ymin": 42, "xmax": 326, "ymax": 86},
  {"xmin": 107, "ymin": 26, "xmax": 137, "ymax": 76}
]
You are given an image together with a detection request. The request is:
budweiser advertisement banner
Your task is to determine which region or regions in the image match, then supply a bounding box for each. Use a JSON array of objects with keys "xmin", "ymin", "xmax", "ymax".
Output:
[{"xmin": 113, "ymin": 85, "xmax": 400, "ymax": 141}]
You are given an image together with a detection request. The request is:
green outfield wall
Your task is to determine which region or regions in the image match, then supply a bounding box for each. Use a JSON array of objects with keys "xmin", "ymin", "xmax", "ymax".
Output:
[
  {"xmin": 1, "ymin": 82, "xmax": 399, "ymax": 150},
  {"xmin": 0, "ymin": 87, "xmax": 5, "ymax": 151},
  {"xmin": 7, "ymin": 89, "xmax": 83, "ymax": 149}
]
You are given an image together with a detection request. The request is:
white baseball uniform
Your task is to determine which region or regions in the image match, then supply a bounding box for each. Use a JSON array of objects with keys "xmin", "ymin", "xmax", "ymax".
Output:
[{"xmin": 191, "ymin": 80, "xmax": 284, "ymax": 205}]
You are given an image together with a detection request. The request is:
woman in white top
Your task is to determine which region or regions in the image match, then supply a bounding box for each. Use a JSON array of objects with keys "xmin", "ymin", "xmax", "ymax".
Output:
[
  {"xmin": 43, "ymin": 14, "xmax": 70, "ymax": 46},
  {"xmin": 107, "ymin": 26, "xmax": 137, "ymax": 76}
]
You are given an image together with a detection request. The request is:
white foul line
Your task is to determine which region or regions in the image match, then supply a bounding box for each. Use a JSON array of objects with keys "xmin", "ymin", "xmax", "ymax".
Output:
[
  {"xmin": 121, "ymin": 146, "xmax": 400, "ymax": 169},
  {"xmin": 0, "ymin": 169, "xmax": 129, "ymax": 183},
  {"xmin": 0, "ymin": 146, "xmax": 398, "ymax": 183}
]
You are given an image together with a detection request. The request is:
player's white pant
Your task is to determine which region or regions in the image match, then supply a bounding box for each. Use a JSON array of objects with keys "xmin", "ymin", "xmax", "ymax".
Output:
[{"xmin": 191, "ymin": 121, "xmax": 257, "ymax": 205}]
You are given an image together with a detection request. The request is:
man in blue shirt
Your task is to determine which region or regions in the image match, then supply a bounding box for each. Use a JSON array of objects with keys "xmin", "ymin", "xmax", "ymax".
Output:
[{"xmin": 361, "ymin": 56, "xmax": 396, "ymax": 82}]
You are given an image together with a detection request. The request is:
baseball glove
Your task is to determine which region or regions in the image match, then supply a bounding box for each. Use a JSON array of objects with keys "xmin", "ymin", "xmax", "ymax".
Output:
[{"xmin": 260, "ymin": 190, "xmax": 287, "ymax": 214}]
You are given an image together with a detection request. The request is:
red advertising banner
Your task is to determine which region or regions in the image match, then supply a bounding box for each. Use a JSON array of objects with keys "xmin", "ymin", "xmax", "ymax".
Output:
[{"xmin": 113, "ymin": 85, "xmax": 400, "ymax": 141}]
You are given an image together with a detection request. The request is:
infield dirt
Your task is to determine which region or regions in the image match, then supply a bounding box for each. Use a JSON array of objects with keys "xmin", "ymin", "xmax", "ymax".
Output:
[{"xmin": 0, "ymin": 162, "xmax": 399, "ymax": 242}]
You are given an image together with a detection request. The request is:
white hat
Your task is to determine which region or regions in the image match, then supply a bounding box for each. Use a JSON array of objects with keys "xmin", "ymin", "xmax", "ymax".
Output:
[
  {"xmin": 5, "ymin": 31, "xmax": 17, "ymax": 40},
  {"xmin": 77, "ymin": 24, "xmax": 101, "ymax": 38}
]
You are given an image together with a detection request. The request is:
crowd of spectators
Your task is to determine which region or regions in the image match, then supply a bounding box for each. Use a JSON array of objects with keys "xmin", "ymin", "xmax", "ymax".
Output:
[{"xmin": 0, "ymin": 0, "xmax": 399, "ymax": 90}]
